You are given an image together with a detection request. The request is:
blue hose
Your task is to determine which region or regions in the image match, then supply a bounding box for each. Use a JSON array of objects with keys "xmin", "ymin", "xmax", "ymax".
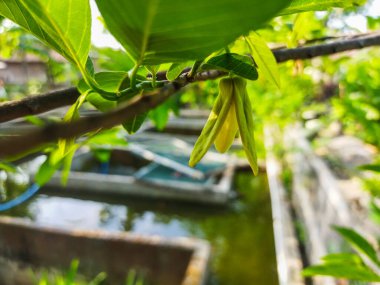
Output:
[{"xmin": 0, "ymin": 183, "xmax": 40, "ymax": 212}]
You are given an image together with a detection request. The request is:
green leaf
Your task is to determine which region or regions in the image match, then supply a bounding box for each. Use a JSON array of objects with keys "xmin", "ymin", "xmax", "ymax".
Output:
[
  {"xmin": 87, "ymin": 129, "xmax": 128, "ymax": 147},
  {"xmin": 303, "ymin": 253, "xmax": 380, "ymax": 282},
  {"xmin": 64, "ymin": 91, "xmax": 88, "ymax": 122},
  {"xmin": 95, "ymin": 47, "xmax": 135, "ymax": 71},
  {"xmin": 303, "ymin": 264, "xmax": 380, "ymax": 282},
  {"xmin": 59, "ymin": 92, "xmax": 89, "ymax": 185},
  {"xmin": 246, "ymin": 33, "xmax": 281, "ymax": 88},
  {"xmin": 166, "ymin": 62, "xmax": 191, "ymax": 81},
  {"xmin": 289, "ymin": 12, "xmax": 313, "ymax": 47},
  {"xmin": 334, "ymin": 226, "xmax": 380, "ymax": 266},
  {"xmin": 202, "ymin": 53, "xmax": 258, "ymax": 81},
  {"xmin": 0, "ymin": 162, "xmax": 17, "ymax": 173},
  {"xmin": 145, "ymin": 65, "xmax": 160, "ymax": 87},
  {"xmin": 77, "ymin": 71, "xmax": 130, "ymax": 107},
  {"xmin": 234, "ymin": 77, "xmax": 258, "ymax": 175},
  {"xmin": 95, "ymin": 0, "xmax": 291, "ymax": 65},
  {"xmin": 359, "ymin": 164, "xmax": 380, "ymax": 173},
  {"xmin": 321, "ymin": 253, "xmax": 364, "ymax": 264},
  {"xmin": 92, "ymin": 149, "xmax": 111, "ymax": 164},
  {"xmin": 0, "ymin": 0, "xmax": 91, "ymax": 71},
  {"xmin": 123, "ymin": 112, "xmax": 148, "ymax": 134},
  {"xmin": 24, "ymin": 115, "xmax": 46, "ymax": 127},
  {"xmin": 65, "ymin": 259, "xmax": 80, "ymax": 284},
  {"xmin": 280, "ymin": 0, "xmax": 366, "ymax": 15},
  {"xmin": 34, "ymin": 89, "xmax": 87, "ymax": 186},
  {"xmin": 145, "ymin": 65, "xmax": 160, "ymax": 75},
  {"xmin": 86, "ymin": 57, "xmax": 95, "ymax": 77},
  {"xmin": 34, "ymin": 157, "xmax": 58, "ymax": 186},
  {"xmin": 60, "ymin": 145, "xmax": 78, "ymax": 186},
  {"xmin": 78, "ymin": 71, "xmax": 129, "ymax": 94},
  {"xmin": 149, "ymin": 104, "xmax": 170, "ymax": 131},
  {"xmin": 189, "ymin": 78, "xmax": 234, "ymax": 167},
  {"xmin": 370, "ymin": 200, "xmax": 380, "ymax": 225},
  {"xmin": 86, "ymin": 93, "xmax": 117, "ymax": 113}
]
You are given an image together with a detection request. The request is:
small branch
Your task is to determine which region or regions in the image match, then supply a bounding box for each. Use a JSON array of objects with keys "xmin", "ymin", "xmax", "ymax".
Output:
[
  {"xmin": 274, "ymin": 32, "xmax": 380, "ymax": 63},
  {"xmin": 0, "ymin": 87, "xmax": 80, "ymax": 123},
  {"xmin": 187, "ymin": 60, "xmax": 203, "ymax": 79},
  {"xmin": 1, "ymin": 33, "xmax": 380, "ymax": 158},
  {"xmin": 0, "ymin": 71, "xmax": 214, "ymax": 159},
  {"xmin": 2, "ymin": 33, "xmax": 380, "ymax": 124}
]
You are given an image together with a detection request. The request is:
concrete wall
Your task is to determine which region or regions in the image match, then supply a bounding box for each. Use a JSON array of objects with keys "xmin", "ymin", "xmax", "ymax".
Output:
[{"xmin": 0, "ymin": 60, "xmax": 47, "ymax": 85}]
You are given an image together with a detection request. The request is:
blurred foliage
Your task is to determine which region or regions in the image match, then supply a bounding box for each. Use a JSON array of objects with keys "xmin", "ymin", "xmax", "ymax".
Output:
[
  {"xmin": 35, "ymin": 259, "xmax": 146, "ymax": 285},
  {"xmin": 303, "ymin": 227, "xmax": 380, "ymax": 282}
]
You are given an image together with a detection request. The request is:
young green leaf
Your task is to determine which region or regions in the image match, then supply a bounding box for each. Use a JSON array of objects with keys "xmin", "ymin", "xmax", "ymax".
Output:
[
  {"xmin": 234, "ymin": 78, "xmax": 258, "ymax": 175},
  {"xmin": 95, "ymin": 0, "xmax": 291, "ymax": 65},
  {"xmin": 77, "ymin": 71, "xmax": 130, "ymax": 107},
  {"xmin": 202, "ymin": 53, "xmax": 258, "ymax": 81},
  {"xmin": 359, "ymin": 164, "xmax": 380, "ymax": 173},
  {"xmin": 289, "ymin": 12, "xmax": 313, "ymax": 47},
  {"xmin": 0, "ymin": 162, "xmax": 17, "ymax": 173},
  {"xmin": 86, "ymin": 57, "xmax": 95, "ymax": 77},
  {"xmin": 280, "ymin": 0, "xmax": 367, "ymax": 15},
  {"xmin": 334, "ymin": 226, "xmax": 380, "ymax": 266},
  {"xmin": 123, "ymin": 113, "xmax": 148, "ymax": 134},
  {"xmin": 214, "ymin": 83, "xmax": 239, "ymax": 153},
  {"xmin": 166, "ymin": 62, "xmax": 191, "ymax": 81},
  {"xmin": 86, "ymin": 129, "xmax": 128, "ymax": 147},
  {"xmin": 321, "ymin": 253, "xmax": 364, "ymax": 264},
  {"xmin": 246, "ymin": 33, "xmax": 281, "ymax": 88},
  {"xmin": 145, "ymin": 65, "xmax": 160, "ymax": 87},
  {"xmin": 78, "ymin": 71, "xmax": 130, "ymax": 94},
  {"xmin": 95, "ymin": 47, "xmax": 135, "ymax": 71},
  {"xmin": 59, "ymin": 91, "xmax": 89, "ymax": 185},
  {"xmin": 303, "ymin": 263, "xmax": 380, "ymax": 282},
  {"xmin": 86, "ymin": 93, "xmax": 117, "ymax": 113},
  {"xmin": 0, "ymin": 0, "xmax": 91, "ymax": 71},
  {"xmin": 303, "ymin": 253, "xmax": 380, "ymax": 282},
  {"xmin": 64, "ymin": 91, "xmax": 89, "ymax": 123},
  {"xmin": 34, "ymin": 157, "xmax": 58, "ymax": 186},
  {"xmin": 149, "ymin": 103, "xmax": 170, "ymax": 131},
  {"xmin": 189, "ymin": 78, "xmax": 234, "ymax": 167}
]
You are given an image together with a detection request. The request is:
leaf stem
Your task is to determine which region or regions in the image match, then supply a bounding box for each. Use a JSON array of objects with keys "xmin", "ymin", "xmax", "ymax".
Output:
[
  {"xmin": 187, "ymin": 60, "xmax": 203, "ymax": 79},
  {"xmin": 151, "ymin": 69, "xmax": 157, "ymax": 88},
  {"xmin": 129, "ymin": 64, "xmax": 140, "ymax": 90}
]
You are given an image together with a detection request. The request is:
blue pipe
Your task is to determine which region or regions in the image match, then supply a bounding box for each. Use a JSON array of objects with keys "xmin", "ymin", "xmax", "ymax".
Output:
[{"xmin": 0, "ymin": 183, "xmax": 40, "ymax": 212}]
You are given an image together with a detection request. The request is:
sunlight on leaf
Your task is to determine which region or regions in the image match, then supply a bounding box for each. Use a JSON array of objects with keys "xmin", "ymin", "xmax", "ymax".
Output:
[
  {"xmin": 202, "ymin": 53, "xmax": 258, "ymax": 81},
  {"xmin": 95, "ymin": 0, "xmax": 291, "ymax": 64},
  {"xmin": 280, "ymin": 0, "xmax": 367, "ymax": 15},
  {"xmin": 0, "ymin": 0, "xmax": 91, "ymax": 71},
  {"xmin": 246, "ymin": 33, "xmax": 281, "ymax": 88}
]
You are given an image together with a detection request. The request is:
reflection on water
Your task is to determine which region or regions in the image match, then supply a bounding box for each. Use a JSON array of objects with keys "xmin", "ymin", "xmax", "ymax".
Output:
[{"xmin": 1, "ymin": 172, "xmax": 278, "ymax": 285}]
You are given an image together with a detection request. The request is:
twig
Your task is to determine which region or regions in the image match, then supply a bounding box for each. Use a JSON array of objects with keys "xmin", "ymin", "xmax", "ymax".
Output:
[
  {"xmin": 0, "ymin": 87, "xmax": 80, "ymax": 123},
  {"xmin": 1, "ymin": 32, "xmax": 379, "ymax": 124},
  {"xmin": 274, "ymin": 32, "xmax": 380, "ymax": 62},
  {"xmin": 0, "ymin": 33, "xmax": 380, "ymax": 158},
  {"xmin": 0, "ymin": 70, "xmax": 221, "ymax": 159}
]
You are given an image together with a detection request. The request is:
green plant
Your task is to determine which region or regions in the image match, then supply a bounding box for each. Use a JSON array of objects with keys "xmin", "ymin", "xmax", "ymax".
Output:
[
  {"xmin": 303, "ymin": 226, "xmax": 380, "ymax": 282},
  {"xmin": 36, "ymin": 260, "xmax": 146, "ymax": 285},
  {"xmin": 36, "ymin": 260, "xmax": 106, "ymax": 285},
  {"xmin": 0, "ymin": 0, "xmax": 371, "ymax": 183}
]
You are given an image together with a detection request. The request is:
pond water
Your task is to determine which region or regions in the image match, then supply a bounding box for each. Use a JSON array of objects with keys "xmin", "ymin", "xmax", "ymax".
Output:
[{"xmin": 1, "ymin": 172, "xmax": 278, "ymax": 285}]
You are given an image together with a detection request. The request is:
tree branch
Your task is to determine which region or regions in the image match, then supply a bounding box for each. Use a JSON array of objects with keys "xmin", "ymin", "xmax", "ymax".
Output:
[
  {"xmin": 0, "ymin": 70, "xmax": 223, "ymax": 159},
  {"xmin": 1, "ymin": 33, "xmax": 379, "ymax": 124},
  {"xmin": 0, "ymin": 33, "xmax": 380, "ymax": 158},
  {"xmin": 274, "ymin": 32, "xmax": 380, "ymax": 63},
  {"xmin": 0, "ymin": 87, "xmax": 80, "ymax": 123}
]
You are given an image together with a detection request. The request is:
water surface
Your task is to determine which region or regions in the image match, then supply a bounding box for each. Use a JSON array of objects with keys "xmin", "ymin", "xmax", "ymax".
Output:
[{"xmin": 2, "ymin": 172, "xmax": 278, "ymax": 285}]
